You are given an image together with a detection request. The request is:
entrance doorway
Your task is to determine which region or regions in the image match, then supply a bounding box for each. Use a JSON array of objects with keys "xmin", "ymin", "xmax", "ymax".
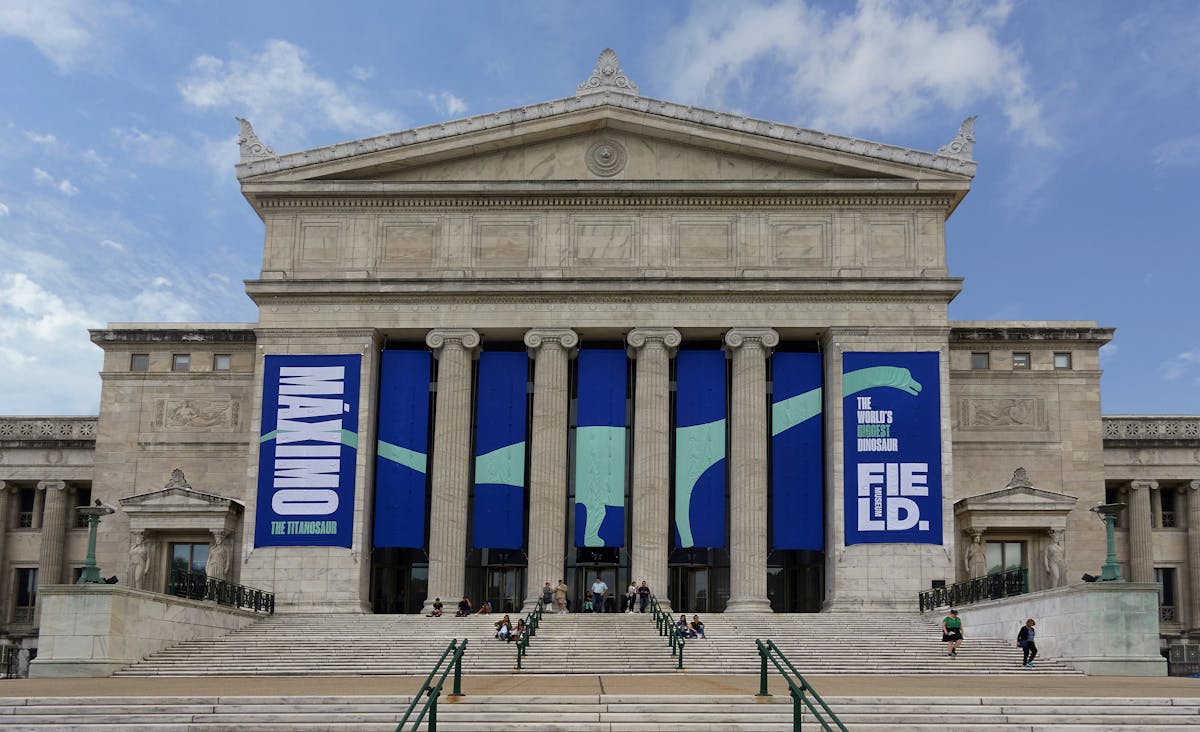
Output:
[
  {"xmin": 484, "ymin": 567, "xmax": 525, "ymax": 614},
  {"xmin": 370, "ymin": 548, "xmax": 428, "ymax": 614},
  {"xmin": 669, "ymin": 565, "xmax": 730, "ymax": 613},
  {"xmin": 575, "ymin": 565, "xmax": 620, "ymax": 612},
  {"xmin": 767, "ymin": 550, "xmax": 824, "ymax": 612}
]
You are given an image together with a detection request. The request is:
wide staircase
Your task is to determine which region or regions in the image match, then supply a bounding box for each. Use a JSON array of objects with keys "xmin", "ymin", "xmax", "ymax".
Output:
[
  {"xmin": 116, "ymin": 610, "xmax": 1077, "ymax": 677},
  {"xmin": 2, "ymin": 693, "xmax": 1198, "ymax": 730}
]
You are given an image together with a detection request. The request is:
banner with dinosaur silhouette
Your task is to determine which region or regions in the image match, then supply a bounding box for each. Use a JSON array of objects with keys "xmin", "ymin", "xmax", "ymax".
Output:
[
  {"xmin": 673, "ymin": 350, "xmax": 727, "ymax": 549},
  {"xmin": 255, "ymin": 354, "xmax": 361, "ymax": 548},
  {"xmin": 843, "ymin": 351, "xmax": 942, "ymax": 546},
  {"xmin": 472, "ymin": 352, "xmax": 529, "ymax": 549},
  {"xmin": 771, "ymin": 352, "xmax": 824, "ymax": 550},
  {"xmin": 573, "ymin": 349, "xmax": 627, "ymax": 548},
  {"xmin": 373, "ymin": 350, "xmax": 432, "ymax": 549}
]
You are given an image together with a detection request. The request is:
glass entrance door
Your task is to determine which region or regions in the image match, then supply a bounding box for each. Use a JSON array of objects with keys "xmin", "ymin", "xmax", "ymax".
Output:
[
  {"xmin": 370, "ymin": 549, "xmax": 428, "ymax": 614},
  {"xmin": 575, "ymin": 566, "xmax": 619, "ymax": 612},
  {"xmin": 484, "ymin": 567, "xmax": 525, "ymax": 615},
  {"xmin": 670, "ymin": 566, "xmax": 713, "ymax": 613}
]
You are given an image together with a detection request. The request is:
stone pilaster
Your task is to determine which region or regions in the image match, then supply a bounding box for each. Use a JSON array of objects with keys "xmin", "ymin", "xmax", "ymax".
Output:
[
  {"xmin": 523, "ymin": 328, "xmax": 578, "ymax": 609},
  {"xmin": 723, "ymin": 327, "xmax": 778, "ymax": 613},
  {"xmin": 423, "ymin": 329, "xmax": 480, "ymax": 613},
  {"xmin": 0, "ymin": 483, "xmax": 10, "ymax": 605},
  {"xmin": 1187, "ymin": 481, "xmax": 1200, "ymax": 636},
  {"xmin": 1128, "ymin": 480, "xmax": 1156, "ymax": 584},
  {"xmin": 627, "ymin": 327, "xmax": 680, "ymax": 610},
  {"xmin": 34, "ymin": 480, "xmax": 68, "ymax": 626}
]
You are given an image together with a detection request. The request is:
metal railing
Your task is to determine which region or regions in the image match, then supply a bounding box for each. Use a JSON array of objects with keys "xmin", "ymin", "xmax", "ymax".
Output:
[
  {"xmin": 395, "ymin": 638, "xmax": 467, "ymax": 732},
  {"xmin": 647, "ymin": 595, "xmax": 685, "ymax": 670},
  {"xmin": 756, "ymin": 639, "xmax": 847, "ymax": 732},
  {"xmin": 168, "ymin": 569, "xmax": 275, "ymax": 614},
  {"xmin": 918, "ymin": 568, "xmax": 1028, "ymax": 612},
  {"xmin": 515, "ymin": 598, "xmax": 544, "ymax": 670}
]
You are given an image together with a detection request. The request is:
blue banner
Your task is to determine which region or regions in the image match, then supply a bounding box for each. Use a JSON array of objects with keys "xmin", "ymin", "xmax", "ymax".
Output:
[
  {"xmin": 255, "ymin": 354, "xmax": 361, "ymax": 548},
  {"xmin": 373, "ymin": 350, "xmax": 431, "ymax": 549},
  {"xmin": 674, "ymin": 350, "xmax": 726, "ymax": 549},
  {"xmin": 472, "ymin": 352, "xmax": 528, "ymax": 549},
  {"xmin": 574, "ymin": 349, "xmax": 627, "ymax": 547},
  {"xmin": 771, "ymin": 352, "xmax": 824, "ymax": 551},
  {"xmin": 842, "ymin": 352, "xmax": 942, "ymax": 546}
]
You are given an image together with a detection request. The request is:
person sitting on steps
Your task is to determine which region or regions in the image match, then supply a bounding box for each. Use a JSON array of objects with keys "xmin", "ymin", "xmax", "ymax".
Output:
[
  {"xmin": 677, "ymin": 613, "xmax": 697, "ymax": 639},
  {"xmin": 428, "ymin": 597, "xmax": 443, "ymax": 617},
  {"xmin": 494, "ymin": 614, "xmax": 513, "ymax": 640},
  {"xmin": 455, "ymin": 596, "xmax": 471, "ymax": 617},
  {"xmin": 690, "ymin": 614, "xmax": 705, "ymax": 639}
]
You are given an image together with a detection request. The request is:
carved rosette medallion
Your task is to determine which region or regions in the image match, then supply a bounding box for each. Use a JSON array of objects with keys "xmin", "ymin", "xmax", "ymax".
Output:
[{"xmin": 586, "ymin": 138, "xmax": 627, "ymax": 177}]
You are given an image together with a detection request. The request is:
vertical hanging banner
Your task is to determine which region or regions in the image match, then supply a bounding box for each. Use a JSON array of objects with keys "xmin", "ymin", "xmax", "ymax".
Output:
[
  {"xmin": 843, "ymin": 351, "xmax": 942, "ymax": 546},
  {"xmin": 373, "ymin": 350, "xmax": 431, "ymax": 549},
  {"xmin": 574, "ymin": 349, "xmax": 627, "ymax": 547},
  {"xmin": 674, "ymin": 350, "xmax": 727, "ymax": 549},
  {"xmin": 255, "ymin": 354, "xmax": 361, "ymax": 548},
  {"xmin": 770, "ymin": 352, "xmax": 824, "ymax": 551},
  {"xmin": 472, "ymin": 352, "xmax": 528, "ymax": 549}
]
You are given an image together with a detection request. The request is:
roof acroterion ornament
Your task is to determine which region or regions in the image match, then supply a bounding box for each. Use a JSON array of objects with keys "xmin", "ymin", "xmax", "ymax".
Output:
[
  {"xmin": 236, "ymin": 117, "xmax": 276, "ymax": 163},
  {"xmin": 937, "ymin": 115, "xmax": 977, "ymax": 160},
  {"xmin": 577, "ymin": 48, "xmax": 639, "ymax": 97}
]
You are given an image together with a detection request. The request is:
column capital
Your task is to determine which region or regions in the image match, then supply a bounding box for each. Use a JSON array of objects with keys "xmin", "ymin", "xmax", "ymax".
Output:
[
  {"xmin": 1184, "ymin": 480, "xmax": 1200, "ymax": 492},
  {"xmin": 36, "ymin": 480, "xmax": 66, "ymax": 492},
  {"xmin": 626, "ymin": 327, "xmax": 681, "ymax": 354},
  {"xmin": 523, "ymin": 328, "xmax": 579, "ymax": 353},
  {"xmin": 723, "ymin": 327, "xmax": 779, "ymax": 352},
  {"xmin": 1129, "ymin": 479, "xmax": 1158, "ymax": 491},
  {"xmin": 425, "ymin": 328, "xmax": 480, "ymax": 353}
]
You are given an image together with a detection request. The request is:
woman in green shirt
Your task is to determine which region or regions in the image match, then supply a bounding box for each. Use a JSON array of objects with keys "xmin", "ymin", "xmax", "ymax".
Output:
[{"xmin": 941, "ymin": 609, "xmax": 964, "ymax": 656}]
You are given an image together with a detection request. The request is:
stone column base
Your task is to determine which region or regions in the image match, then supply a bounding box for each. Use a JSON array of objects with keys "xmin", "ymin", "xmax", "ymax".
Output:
[{"xmin": 724, "ymin": 597, "xmax": 773, "ymax": 613}]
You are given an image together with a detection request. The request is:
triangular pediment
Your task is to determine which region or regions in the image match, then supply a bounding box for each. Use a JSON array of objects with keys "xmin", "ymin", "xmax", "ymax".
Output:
[
  {"xmin": 120, "ymin": 485, "xmax": 243, "ymax": 512},
  {"xmin": 236, "ymin": 96, "xmax": 976, "ymax": 189},
  {"xmin": 955, "ymin": 485, "xmax": 1079, "ymax": 513}
]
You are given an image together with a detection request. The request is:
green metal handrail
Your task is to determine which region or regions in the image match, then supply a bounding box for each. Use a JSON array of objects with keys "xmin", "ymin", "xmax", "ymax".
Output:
[
  {"xmin": 755, "ymin": 639, "xmax": 846, "ymax": 732},
  {"xmin": 395, "ymin": 638, "xmax": 467, "ymax": 732},
  {"xmin": 515, "ymin": 598, "xmax": 544, "ymax": 670},
  {"xmin": 646, "ymin": 595, "xmax": 685, "ymax": 670}
]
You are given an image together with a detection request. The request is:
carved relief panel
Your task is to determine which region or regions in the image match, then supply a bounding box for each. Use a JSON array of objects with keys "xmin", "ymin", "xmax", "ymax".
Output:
[
  {"xmin": 153, "ymin": 398, "xmax": 241, "ymax": 432},
  {"xmin": 958, "ymin": 397, "xmax": 1046, "ymax": 431}
]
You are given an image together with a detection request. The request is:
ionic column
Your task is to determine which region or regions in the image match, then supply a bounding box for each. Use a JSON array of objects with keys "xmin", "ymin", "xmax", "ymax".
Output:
[
  {"xmin": 423, "ymin": 329, "xmax": 480, "ymax": 613},
  {"xmin": 1186, "ymin": 481, "xmax": 1200, "ymax": 635},
  {"xmin": 723, "ymin": 328, "xmax": 778, "ymax": 613},
  {"xmin": 0, "ymin": 483, "xmax": 11, "ymax": 603},
  {"xmin": 1128, "ymin": 480, "xmax": 1156, "ymax": 584},
  {"xmin": 627, "ymin": 328, "xmax": 680, "ymax": 610},
  {"xmin": 34, "ymin": 480, "xmax": 68, "ymax": 626},
  {"xmin": 523, "ymin": 328, "xmax": 578, "ymax": 609}
]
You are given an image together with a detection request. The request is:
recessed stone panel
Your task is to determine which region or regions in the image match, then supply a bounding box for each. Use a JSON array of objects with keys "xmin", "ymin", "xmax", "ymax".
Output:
[
  {"xmin": 299, "ymin": 221, "xmax": 341, "ymax": 263},
  {"xmin": 380, "ymin": 220, "xmax": 439, "ymax": 265},
  {"xmin": 570, "ymin": 219, "xmax": 637, "ymax": 264},
  {"xmin": 770, "ymin": 216, "xmax": 831, "ymax": 264},
  {"xmin": 865, "ymin": 217, "xmax": 913, "ymax": 265},
  {"xmin": 674, "ymin": 219, "xmax": 733, "ymax": 264},
  {"xmin": 474, "ymin": 221, "xmax": 534, "ymax": 266},
  {"xmin": 958, "ymin": 397, "xmax": 1047, "ymax": 431}
]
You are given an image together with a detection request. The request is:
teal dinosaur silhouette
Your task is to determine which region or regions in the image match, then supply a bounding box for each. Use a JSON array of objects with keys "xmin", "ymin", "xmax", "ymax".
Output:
[{"xmin": 574, "ymin": 426, "xmax": 626, "ymax": 546}]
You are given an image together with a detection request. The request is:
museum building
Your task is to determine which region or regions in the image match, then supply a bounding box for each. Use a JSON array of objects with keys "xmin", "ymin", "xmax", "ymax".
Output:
[{"xmin": 1, "ymin": 52, "xmax": 1198, "ymax": 664}]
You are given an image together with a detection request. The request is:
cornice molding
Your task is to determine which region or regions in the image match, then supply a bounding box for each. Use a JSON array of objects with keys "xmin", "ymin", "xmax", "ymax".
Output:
[{"xmin": 250, "ymin": 193, "xmax": 956, "ymax": 211}]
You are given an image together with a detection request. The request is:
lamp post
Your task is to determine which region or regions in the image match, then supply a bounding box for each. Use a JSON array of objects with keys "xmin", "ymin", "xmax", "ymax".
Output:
[
  {"xmin": 1091, "ymin": 503, "xmax": 1126, "ymax": 582},
  {"xmin": 76, "ymin": 501, "xmax": 115, "ymax": 584}
]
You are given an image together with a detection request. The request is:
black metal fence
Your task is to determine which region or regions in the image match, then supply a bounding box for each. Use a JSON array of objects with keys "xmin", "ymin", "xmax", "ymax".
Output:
[
  {"xmin": 168, "ymin": 569, "xmax": 275, "ymax": 614},
  {"xmin": 918, "ymin": 568, "xmax": 1028, "ymax": 612},
  {"xmin": 1168, "ymin": 644, "xmax": 1200, "ymax": 677}
]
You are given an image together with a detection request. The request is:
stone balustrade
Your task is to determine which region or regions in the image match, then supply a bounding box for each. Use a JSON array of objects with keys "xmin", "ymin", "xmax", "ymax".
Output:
[{"xmin": 0, "ymin": 418, "xmax": 97, "ymax": 443}]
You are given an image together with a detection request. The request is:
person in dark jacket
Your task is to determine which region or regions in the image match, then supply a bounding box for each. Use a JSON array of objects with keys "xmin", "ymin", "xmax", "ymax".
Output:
[{"xmin": 1017, "ymin": 618, "xmax": 1038, "ymax": 667}]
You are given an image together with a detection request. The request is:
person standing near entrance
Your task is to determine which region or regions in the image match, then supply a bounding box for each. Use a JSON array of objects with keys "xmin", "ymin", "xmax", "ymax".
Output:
[
  {"xmin": 1017, "ymin": 618, "xmax": 1038, "ymax": 667},
  {"xmin": 637, "ymin": 580, "xmax": 651, "ymax": 613},
  {"xmin": 541, "ymin": 581, "xmax": 554, "ymax": 608},
  {"xmin": 625, "ymin": 581, "xmax": 638, "ymax": 613},
  {"xmin": 941, "ymin": 609, "xmax": 963, "ymax": 656},
  {"xmin": 591, "ymin": 576, "xmax": 608, "ymax": 613},
  {"xmin": 554, "ymin": 579, "xmax": 569, "ymax": 613}
]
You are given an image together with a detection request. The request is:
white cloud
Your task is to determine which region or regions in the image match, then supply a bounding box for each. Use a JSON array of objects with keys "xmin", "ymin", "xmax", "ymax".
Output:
[
  {"xmin": 1162, "ymin": 349, "xmax": 1200, "ymax": 383},
  {"xmin": 99, "ymin": 239, "xmax": 125, "ymax": 251},
  {"xmin": 179, "ymin": 40, "xmax": 401, "ymax": 149},
  {"xmin": 655, "ymin": 0, "xmax": 1049, "ymax": 145},
  {"xmin": 0, "ymin": 0, "xmax": 94, "ymax": 70},
  {"xmin": 32, "ymin": 167, "xmax": 79, "ymax": 195},
  {"xmin": 427, "ymin": 91, "xmax": 469, "ymax": 118},
  {"xmin": 151, "ymin": 276, "xmax": 171, "ymax": 287},
  {"xmin": 112, "ymin": 127, "xmax": 182, "ymax": 167},
  {"xmin": 57, "ymin": 179, "xmax": 79, "ymax": 196},
  {"xmin": 1153, "ymin": 135, "xmax": 1200, "ymax": 169},
  {"xmin": 33, "ymin": 167, "xmax": 54, "ymax": 185},
  {"xmin": 350, "ymin": 64, "xmax": 375, "ymax": 82},
  {"xmin": 25, "ymin": 131, "xmax": 58, "ymax": 145},
  {"xmin": 0, "ymin": 202, "xmax": 8, "ymax": 217}
]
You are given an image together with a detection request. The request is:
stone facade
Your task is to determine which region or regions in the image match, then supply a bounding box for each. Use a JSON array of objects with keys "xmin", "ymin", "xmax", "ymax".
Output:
[{"xmin": 2, "ymin": 51, "xmax": 1198, "ymax": 664}]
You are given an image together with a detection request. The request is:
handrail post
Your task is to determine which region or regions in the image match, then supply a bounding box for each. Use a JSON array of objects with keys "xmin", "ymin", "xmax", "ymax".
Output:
[
  {"xmin": 791, "ymin": 686, "xmax": 802, "ymax": 732},
  {"xmin": 756, "ymin": 640, "xmax": 770, "ymax": 697},
  {"xmin": 677, "ymin": 639, "xmax": 684, "ymax": 670},
  {"xmin": 450, "ymin": 640, "xmax": 464, "ymax": 697},
  {"xmin": 428, "ymin": 688, "xmax": 439, "ymax": 732}
]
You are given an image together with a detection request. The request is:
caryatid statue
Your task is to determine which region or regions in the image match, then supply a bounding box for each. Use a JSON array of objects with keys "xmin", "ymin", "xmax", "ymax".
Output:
[
  {"xmin": 965, "ymin": 531, "xmax": 988, "ymax": 579},
  {"xmin": 128, "ymin": 531, "xmax": 149, "ymax": 590},
  {"xmin": 205, "ymin": 530, "xmax": 231, "ymax": 582},
  {"xmin": 1045, "ymin": 528, "xmax": 1068, "ymax": 588}
]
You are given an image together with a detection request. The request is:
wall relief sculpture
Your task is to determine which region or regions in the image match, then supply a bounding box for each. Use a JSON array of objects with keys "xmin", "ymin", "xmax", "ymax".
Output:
[
  {"xmin": 960, "ymin": 397, "xmax": 1045, "ymax": 430},
  {"xmin": 155, "ymin": 398, "xmax": 238, "ymax": 431}
]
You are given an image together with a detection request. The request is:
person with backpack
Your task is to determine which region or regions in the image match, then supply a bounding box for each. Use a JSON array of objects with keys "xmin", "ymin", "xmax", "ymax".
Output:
[{"xmin": 1017, "ymin": 618, "xmax": 1038, "ymax": 667}]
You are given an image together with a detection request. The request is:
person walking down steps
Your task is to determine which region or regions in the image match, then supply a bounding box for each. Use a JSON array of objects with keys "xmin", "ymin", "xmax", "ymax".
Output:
[
  {"xmin": 941, "ymin": 609, "xmax": 964, "ymax": 656},
  {"xmin": 625, "ymin": 581, "xmax": 638, "ymax": 613},
  {"xmin": 1017, "ymin": 618, "xmax": 1038, "ymax": 668}
]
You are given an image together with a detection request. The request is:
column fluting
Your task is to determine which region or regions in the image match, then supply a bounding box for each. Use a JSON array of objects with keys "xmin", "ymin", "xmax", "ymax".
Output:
[
  {"xmin": 724, "ymin": 328, "xmax": 778, "ymax": 613},
  {"xmin": 627, "ymin": 328, "xmax": 680, "ymax": 610},
  {"xmin": 1186, "ymin": 481, "xmax": 1200, "ymax": 636},
  {"xmin": 34, "ymin": 480, "xmax": 68, "ymax": 626},
  {"xmin": 423, "ymin": 329, "xmax": 480, "ymax": 613},
  {"xmin": 1128, "ymin": 480, "xmax": 1155, "ymax": 584},
  {"xmin": 523, "ymin": 328, "xmax": 577, "ymax": 610}
]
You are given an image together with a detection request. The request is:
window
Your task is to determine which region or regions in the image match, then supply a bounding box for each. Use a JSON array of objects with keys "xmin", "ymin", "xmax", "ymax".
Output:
[
  {"xmin": 1155, "ymin": 567, "xmax": 1177, "ymax": 622},
  {"xmin": 970, "ymin": 352, "xmax": 990, "ymax": 370},
  {"xmin": 1012, "ymin": 352, "xmax": 1031, "ymax": 370},
  {"xmin": 213, "ymin": 354, "xmax": 232, "ymax": 371},
  {"xmin": 171, "ymin": 542, "xmax": 210, "ymax": 578},
  {"xmin": 172, "ymin": 354, "xmax": 191, "ymax": 372},
  {"xmin": 1160, "ymin": 490, "xmax": 1177, "ymax": 529},
  {"xmin": 16, "ymin": 487, "xmax": 36, "ymax": 528},
  {"xmin": 130, "ymin": 353, "xmax": 150, "ymax": 371},
  {"xmin": 985, "ymin": 541, "xmax": 1025, "ymax": 576},
  {"xmin": 14, "ymin": 568, "xmax": 38, "ymax": 623},
  {"xmin": 1054, "ymin": 352, "xmax": 1072, "ymax": 369},
  {"xmin": 73, "ymin": 486, "xmax": 92, "ymax": 528}
]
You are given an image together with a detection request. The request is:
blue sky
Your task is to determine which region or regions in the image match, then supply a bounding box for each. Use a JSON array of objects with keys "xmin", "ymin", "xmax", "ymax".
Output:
[{"xmin": 1, "ymin": 0, "xmax": 1198, "ymax": 416}]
